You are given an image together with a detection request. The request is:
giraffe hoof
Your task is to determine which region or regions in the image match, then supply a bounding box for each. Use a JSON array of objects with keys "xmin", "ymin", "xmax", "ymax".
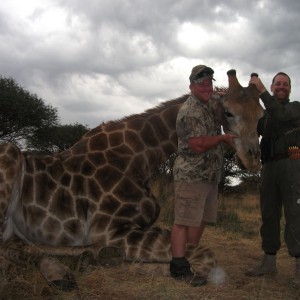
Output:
[
  {"xmin": 96, "ymin": 246, "xmax": 125, "ymax": 267},
  {"xmin": 39, "ymin": 257, "xmax": 78, "ymax": 291}
]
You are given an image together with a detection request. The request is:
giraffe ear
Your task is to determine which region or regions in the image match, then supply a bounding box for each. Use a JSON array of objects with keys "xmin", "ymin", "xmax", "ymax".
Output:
[{"xmin": 213, "ymin": 101, "xmax": 224, "ymax": 125}]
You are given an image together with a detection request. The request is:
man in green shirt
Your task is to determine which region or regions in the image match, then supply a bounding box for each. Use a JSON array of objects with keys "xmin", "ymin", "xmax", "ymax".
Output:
[{"xmin": 245, "ymin": 72, "xmax": 300, "ymax": 286}]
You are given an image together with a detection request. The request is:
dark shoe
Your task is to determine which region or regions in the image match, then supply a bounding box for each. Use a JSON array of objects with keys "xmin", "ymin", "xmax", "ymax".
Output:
[
  {"xmin": 172, "ymin": 269, "xmax": 207, "ymax": 287},
  {"xmin": 170, "ymin": 257, "xmax": 207, "ymax": 287}
]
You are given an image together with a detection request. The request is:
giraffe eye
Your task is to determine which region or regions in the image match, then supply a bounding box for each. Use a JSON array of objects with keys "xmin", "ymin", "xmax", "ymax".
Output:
[{"xmin": 224, "ymin": 111, "xmax": 234, "ymax": 118}]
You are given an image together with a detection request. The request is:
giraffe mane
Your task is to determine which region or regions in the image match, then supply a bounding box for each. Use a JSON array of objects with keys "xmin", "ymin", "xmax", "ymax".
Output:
[
  {"xmin": 83, "ymin": 88, "xmax": 227, "ymax": 138},
  {"xmin": 112, "ymin": 88, "xmax": 227, "ymax": 125},
  {"xmin": 106, "ymin": 94, "xmax": 189, "ymax": 126}
]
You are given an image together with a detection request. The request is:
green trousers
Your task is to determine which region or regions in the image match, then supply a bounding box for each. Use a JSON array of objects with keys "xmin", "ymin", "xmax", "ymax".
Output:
[{"xmin": 260, "ymin": 158, "xmax": 300, "ymax": 257}]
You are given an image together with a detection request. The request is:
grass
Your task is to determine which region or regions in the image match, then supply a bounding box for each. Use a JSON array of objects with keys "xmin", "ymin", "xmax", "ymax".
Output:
[
  {"xmin": 153, "ymin": 175, "xmax": 261, "ymax": 239},
  {"xmin": 1, "ymin": 176, "xmax": 300, "ymax": 299},
  {"xmin": 215, "ymin": 192, "xmax": 261, "ymax": 239}
]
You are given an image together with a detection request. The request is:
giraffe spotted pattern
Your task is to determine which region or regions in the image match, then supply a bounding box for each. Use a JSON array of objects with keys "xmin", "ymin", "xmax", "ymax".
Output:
[{"xmin": 0, "ymin": 70, "xmax": 263, "ymax": 277}]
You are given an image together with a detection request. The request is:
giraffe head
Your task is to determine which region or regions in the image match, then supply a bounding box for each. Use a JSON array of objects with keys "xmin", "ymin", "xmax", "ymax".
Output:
[{"xmin": 222, "ymin": 70, "xmax": 264, "ymax": 172}]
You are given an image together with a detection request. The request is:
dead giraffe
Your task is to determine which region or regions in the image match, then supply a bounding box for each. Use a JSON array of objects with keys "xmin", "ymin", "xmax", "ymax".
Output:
[{"xmin": 0, "ymin": 70, "xmax": 263, "ymax": 287}]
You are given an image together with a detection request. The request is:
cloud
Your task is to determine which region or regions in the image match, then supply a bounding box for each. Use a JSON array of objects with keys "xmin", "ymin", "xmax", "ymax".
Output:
[{"xmin": 0, "ymin": 0, "xmax": 300, "ymax": 127}]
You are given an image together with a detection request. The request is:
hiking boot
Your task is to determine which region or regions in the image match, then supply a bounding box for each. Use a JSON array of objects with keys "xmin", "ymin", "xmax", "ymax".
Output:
[
  {"xmin": 170, "ymin": 257, "xmax": 207, "ymax": 287},
  {"xmin": 245, "ymin": 254, "xmax": 277, "ymax": 277},
  {"xmin": 291, "ymin": 257, "xmax": 300, "ymax": 288}
]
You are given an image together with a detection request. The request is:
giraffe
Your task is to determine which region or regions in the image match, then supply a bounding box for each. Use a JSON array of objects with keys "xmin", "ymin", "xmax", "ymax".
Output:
[{"xmin": 0, "ymin": 70, "xmax": 263, "ymax": 287}]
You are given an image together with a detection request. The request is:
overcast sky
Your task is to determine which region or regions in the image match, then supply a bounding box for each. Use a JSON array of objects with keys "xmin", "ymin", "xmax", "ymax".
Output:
[{"xmin": 1, "ymin": 0, "xmax": 299, "ymax": 128}]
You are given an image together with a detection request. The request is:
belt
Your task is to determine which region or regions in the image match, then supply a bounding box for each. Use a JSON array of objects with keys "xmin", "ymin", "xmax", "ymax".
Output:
[
  {"xmin": 288, "ymin": 146, "xmax": 300, "ymax": 159},
  {"xmin": 265, "ymin": 153, "xmax": 289, "ymax": 162},
  {"xmin": 264, "ymin": 147, "xmax": 300, "ymax": 163}
]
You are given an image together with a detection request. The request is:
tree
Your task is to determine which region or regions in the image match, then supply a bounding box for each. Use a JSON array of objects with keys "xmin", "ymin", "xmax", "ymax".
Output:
[
  {"xmin": 220, "ymin": 146, "xmax": 260, "ymax": 191},
  {"xmin": 157, "ymin": 153, "xmax": 177, "ymax": 176},
  {"xmin": 27, "ymin": 123, "xmax": 90, "ymax": 153},
  {"xmin": 0, "ymin": 77, "xmax": 59, "ymax": 147},
  {"xmin": 219, "ymin": 146, "xmax": 238, "ymax": 190}
]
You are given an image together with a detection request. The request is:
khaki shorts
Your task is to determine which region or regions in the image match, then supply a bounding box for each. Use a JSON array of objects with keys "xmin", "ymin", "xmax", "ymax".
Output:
[{"xmin": 174, "ymin": 181, "xmax": 219, "ymax": 227}]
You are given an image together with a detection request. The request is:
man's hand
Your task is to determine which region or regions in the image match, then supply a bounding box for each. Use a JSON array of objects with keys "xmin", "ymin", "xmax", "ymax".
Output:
[{"xmin": 249, "ymin": 77, "xmax": 267, "ymax": 95}]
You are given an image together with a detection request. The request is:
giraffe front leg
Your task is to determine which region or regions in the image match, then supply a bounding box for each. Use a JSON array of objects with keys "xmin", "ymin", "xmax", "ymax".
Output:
[
  {"xmin": 39, "ymin": 257, "xmax": 78, "ymax": 292},
  {"xmin": 0, "ymin": 240, "xmax": 77, "ymax": 291}
]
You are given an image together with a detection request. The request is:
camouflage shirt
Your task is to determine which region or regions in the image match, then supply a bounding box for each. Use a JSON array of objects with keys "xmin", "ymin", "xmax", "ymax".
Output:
[{"xmin": 173, "ymin": 94, "xmax": 224, "ymax": 183}]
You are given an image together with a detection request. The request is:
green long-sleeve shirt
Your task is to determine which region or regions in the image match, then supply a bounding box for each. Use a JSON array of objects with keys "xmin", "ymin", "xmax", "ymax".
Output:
[{"xmin": 258, "ymin": 91, "xmax": 300, "ymax": 160}]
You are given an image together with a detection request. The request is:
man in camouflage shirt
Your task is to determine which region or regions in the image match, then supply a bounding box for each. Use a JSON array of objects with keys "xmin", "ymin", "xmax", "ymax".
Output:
[
  {"xmin": 170, "ymin": 65, "xmax": 236, "ymax": 286},
  {"xmin": 174, "ymin": 93, "xmax": 224, "ymax": 183}
]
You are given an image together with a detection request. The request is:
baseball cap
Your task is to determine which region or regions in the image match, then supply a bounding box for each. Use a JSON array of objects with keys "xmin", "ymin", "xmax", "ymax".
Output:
[{"xmin": 189, "ymin": 65, "xmax": 215, "ymax": 83}]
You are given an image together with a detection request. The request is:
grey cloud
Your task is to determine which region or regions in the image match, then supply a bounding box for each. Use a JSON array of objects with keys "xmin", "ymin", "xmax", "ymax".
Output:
[{"xmin": 0, "ymin": 0, "xmax": 300, "ymax": 127}]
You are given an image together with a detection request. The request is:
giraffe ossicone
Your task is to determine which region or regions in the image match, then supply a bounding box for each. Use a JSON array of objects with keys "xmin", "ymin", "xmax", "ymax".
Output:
[{"xmin": 0, "ymin": 70, "xmax": 263, "ymax": 284}]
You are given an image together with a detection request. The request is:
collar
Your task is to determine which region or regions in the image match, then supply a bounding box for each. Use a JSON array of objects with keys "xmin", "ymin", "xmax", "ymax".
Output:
[{"xmin": 276, "ymin": 97, "xmax": 290, "ymax": 104}]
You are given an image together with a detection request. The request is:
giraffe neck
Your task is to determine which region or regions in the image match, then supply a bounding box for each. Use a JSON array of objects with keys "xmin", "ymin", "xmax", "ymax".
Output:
[{"xmin": 72, "ymin": 95, "xmax": 188, "ymax": 178}]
